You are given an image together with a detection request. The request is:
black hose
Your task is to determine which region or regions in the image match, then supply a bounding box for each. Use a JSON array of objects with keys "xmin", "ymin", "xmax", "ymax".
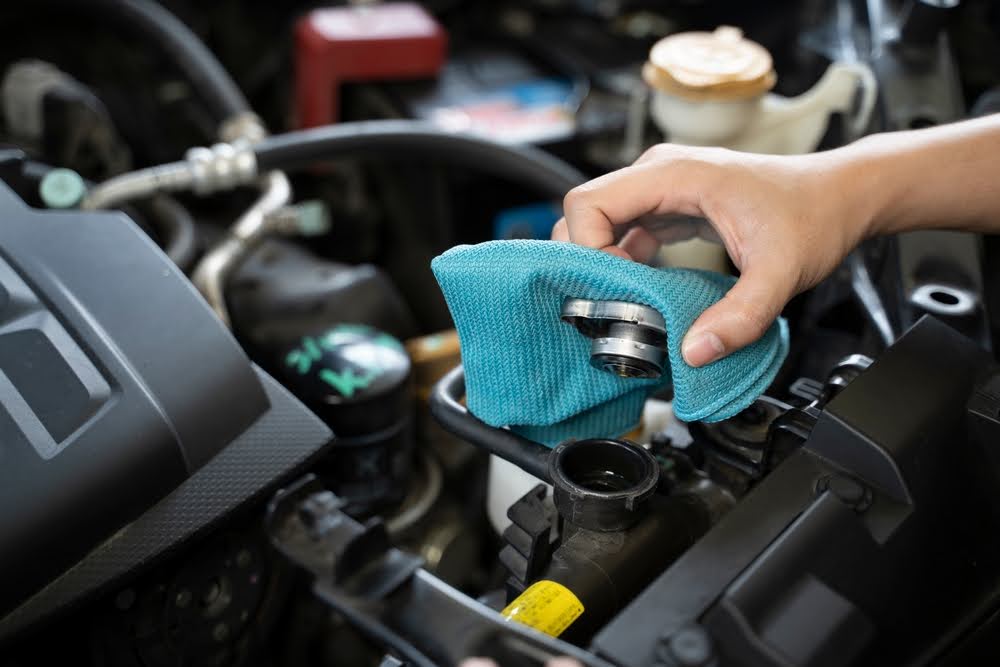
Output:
[
  {"xmin": 137, "ymin": 195, "xmax": 198, "ymax": 272},
  {"xmin": 54, "ymin": 0, "xmax": 251, "ymax": 122},
  {"xmin": 429, "ymin": 366, "xmax": 552, "ymax": 481},
  {"xmin": 254, "ymin": 121, "xmax": 586, "ymax": 199}
]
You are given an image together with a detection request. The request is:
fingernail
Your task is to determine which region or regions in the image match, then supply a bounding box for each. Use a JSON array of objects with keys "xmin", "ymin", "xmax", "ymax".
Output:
[
  {"xmin": 682, "ymin": 331, "xmax": 725, "ymax": 367},
  {"xmin": 459, "ymin": 659, "xmax": 498, "ymax": 667}
]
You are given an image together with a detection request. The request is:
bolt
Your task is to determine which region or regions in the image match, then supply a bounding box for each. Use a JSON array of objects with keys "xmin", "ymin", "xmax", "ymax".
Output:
[
  {"xmin": 816, "ymin": 473, "xmax": 872, "ymax": 511},
  {"xmin": 236, "ymin": 549, "xmax": 253, "ymax": 568},
  {"xmin": 175, "ymin": 589, "xmax": 192, "ymax": 609},
  {"xmin": 655, "ymin": 626, "xmax": 715, "ymax": 666},
  {"xmin": 212, "ymin": 622, "xmax": 230, "ymax": 642}
]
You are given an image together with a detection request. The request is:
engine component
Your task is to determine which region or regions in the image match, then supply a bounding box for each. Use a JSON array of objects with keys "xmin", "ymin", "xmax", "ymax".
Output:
[
  {"xmin": 37, "ymin": 167, "xmax": 86, "ymax": 208},
  {"xmin": 276, "ymin": 324, "xmax": 414, "ymax": 516},
  {"xmin": 268, "ymin": 476, "xmax": 609, "ymax": 667},
  {"xmin": 560, "ymin": 298, "xmax": 668, "ymax": 379},
  {"xmin": 0, "ymin": 181, "xmax": 254, "ymax": 615},
  {"xmin": 406, "ymin": 329, "xmax": 461, "ymax": 401},
  {"xmin": 591, "ymin": 317, "xmax": 1000, "ymax": 666},
  {"xmin": 192, "ymin": 169, "xmax": 291, "ymax": 326},
  {"xmin": 251, "ymin": 120, "xmax": 585, "ymax": 195},
  {"xmin": 80, "ymin": 138, "xmax": 261, "ymax": 211},
  {"xmin": 548, "ymin": 438, "xmax": 659, "ymax": 532},
  {"xmin": 83, "ymin": 118, "xmax": 584, "ymax": 327},
  {"xmin": 43, "ymin": 0, "xmax": 253, "ymax": 127},
  {"xmin": 0, "ymin": 180, "xmax": 332, "ymax": 634},
  {"xmin": 295, "ymin": 2, "xmax": 447, "ymax": 127},
  {"xmin": 430, "ymin": 365, "xmax": 552, "ymax": 482},
  {"xmin": 84, "ymin": 521, "xmax": 283, "ymax": 667},
  {"xmin": 82, "ymin": 118, "xmax": 584, "ymax": 212},
  {"xmin": 1, "ymin": 60, "xmax": 131, "ymax": 179},
  {"xmin": 228, "ymin": 239, "xmax": 419, "ymax": 345},
  {"xmin": 501, "ymin": 438, "xmax": 710, "ymax": 641},
  {"xmin": 899, "ymin": 0, "xmax": 961, "ymax": 46}
]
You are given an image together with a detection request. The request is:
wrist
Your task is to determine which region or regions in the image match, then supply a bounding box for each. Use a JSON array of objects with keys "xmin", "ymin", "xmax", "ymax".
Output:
[
  {"xmin": 799, "ymin": 143, "xmax": 887, "ymax": 249},
  {"xmin": 821, "ymin": 136, "xmax": 907, "ymax": 241}
]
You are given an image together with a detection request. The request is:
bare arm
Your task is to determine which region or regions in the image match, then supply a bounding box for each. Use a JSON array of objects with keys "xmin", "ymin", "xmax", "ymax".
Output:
[{"xmin": 553, "ymin": 115, "xmax": 1000, "ymax": 367}]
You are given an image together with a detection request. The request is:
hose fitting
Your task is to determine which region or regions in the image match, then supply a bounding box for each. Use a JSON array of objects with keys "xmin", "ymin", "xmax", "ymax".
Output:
[{"xmin": 184, "ymin": 142, "xmax": 258, "ymax": 196}]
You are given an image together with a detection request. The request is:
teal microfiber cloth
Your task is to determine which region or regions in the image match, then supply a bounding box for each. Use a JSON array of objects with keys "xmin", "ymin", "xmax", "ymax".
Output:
[{"xmin": 431, "ymin": 240, "xmax": 789, "ymax": 446}]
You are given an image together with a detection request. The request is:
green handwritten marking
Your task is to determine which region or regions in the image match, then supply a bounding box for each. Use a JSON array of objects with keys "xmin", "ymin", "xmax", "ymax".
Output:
[
  {"xmin": 303, "ymin": 336, "xmax": 322, "ymax": 359},
  {"xmin": 285, "ymin": 350, "xmax": 309, "ymax": 374},
  {"xmin": 319, "ymin": 368, "xmax": 376, "ymax": 398},
  {"xmin": 285, "ymin": 336, "xmax": 325, "ymax": 374}
]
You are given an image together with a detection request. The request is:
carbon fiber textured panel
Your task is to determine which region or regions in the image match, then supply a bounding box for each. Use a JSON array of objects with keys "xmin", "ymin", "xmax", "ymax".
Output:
[{"xmin": 0, "ymin": 366, "xmax": 332, "ymax": 640}]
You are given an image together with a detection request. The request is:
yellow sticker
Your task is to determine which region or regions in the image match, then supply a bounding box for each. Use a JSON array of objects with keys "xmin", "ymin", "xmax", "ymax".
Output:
[{"xmin": 501, "ymin": 580, "xmax": 585, "ymax": 637}]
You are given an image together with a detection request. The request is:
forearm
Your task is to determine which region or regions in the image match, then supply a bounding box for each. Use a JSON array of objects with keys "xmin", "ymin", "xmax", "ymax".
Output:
[{"xmin": 825, "ymin": 114, "xmax": 1000, "ymax": 238}]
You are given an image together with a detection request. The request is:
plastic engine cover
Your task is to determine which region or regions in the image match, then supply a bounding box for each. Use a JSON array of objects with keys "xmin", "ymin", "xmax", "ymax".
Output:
[{"xmin": 0, "ymin": 181, "xmax": 270, "ymax": 616}]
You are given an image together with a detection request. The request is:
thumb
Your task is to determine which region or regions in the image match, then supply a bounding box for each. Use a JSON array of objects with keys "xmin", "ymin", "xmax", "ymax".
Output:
[{"xmin": 681, "ymin": 262, "xmax": 795, "ymax": 367}]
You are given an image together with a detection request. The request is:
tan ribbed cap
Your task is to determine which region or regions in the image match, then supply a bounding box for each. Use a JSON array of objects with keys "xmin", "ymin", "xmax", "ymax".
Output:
[{"xmin": 643, "ymin": 26, "xmax": 776, "ymax": 101}]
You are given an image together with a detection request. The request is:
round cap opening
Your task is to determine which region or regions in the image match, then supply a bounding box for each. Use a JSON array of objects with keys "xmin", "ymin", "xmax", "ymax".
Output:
[{"xmin": 553, "ymin": 439, "xmax": 657, "ymax": 497}]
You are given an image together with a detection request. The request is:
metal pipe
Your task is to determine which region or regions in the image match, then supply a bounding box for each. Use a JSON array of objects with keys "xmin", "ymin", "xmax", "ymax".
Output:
[
  {"xmin": 80, "ymin": 161, "xmax": 192, "ymax": 210},
  {"xmin": 192, "ymin": 171, "xmax": 291, "ymax": 326},
  {"xmin": 80, "ymin": 139, "xmax": 261, "ymax": 210}
]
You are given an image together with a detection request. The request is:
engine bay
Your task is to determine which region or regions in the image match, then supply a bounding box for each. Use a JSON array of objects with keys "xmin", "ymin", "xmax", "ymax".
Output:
[{"xmin": 3, "ymin": 1, "xmax": 1000, "ymax": 666}]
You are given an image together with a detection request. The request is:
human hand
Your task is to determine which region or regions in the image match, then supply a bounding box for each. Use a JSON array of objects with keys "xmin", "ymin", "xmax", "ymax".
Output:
[
  {"xmin": 461, "ymin": 657, "xmax": 582, "ymax": 667},
  {"xmin": 552, "ymin": 144, "xmax": 876, "ymax": 367}
]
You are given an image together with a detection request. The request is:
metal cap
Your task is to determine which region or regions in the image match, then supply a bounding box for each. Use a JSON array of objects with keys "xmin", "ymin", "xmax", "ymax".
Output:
[{"xmin": 561, "ymin": 298, "xmax": 668, "ymax": 379}]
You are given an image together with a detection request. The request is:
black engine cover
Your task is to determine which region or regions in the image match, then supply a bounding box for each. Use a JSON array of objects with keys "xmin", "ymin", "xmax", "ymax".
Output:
[{"xmin": 0, "ymin": 182, "xmax": 331, "ymax": 629}]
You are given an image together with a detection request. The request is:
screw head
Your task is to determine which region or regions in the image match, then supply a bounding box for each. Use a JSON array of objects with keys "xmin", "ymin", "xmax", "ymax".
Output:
[
  {"xmin": 655, "ymin": 626, "xmax": 714, "ymax": 666},
  {"xmin": 816, "ymin": 473, "xmax": 872, "ymax": 511}
]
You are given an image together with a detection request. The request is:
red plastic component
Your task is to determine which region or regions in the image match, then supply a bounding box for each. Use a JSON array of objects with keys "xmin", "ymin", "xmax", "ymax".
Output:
[{"xmin": 295, "ymin": 3, "xmax": 448, "ymax": 127}]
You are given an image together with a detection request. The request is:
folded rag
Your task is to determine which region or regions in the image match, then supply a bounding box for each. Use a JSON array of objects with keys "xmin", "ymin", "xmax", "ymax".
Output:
[{"xmin": 431, "ymin": 240, "xmax": 789, "ymax": 446}]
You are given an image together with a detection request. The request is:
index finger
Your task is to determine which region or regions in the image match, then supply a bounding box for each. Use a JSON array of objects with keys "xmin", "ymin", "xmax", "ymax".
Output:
[{"xmin": 561, "ymin": 159, "xmax": 707, "ymax": 252}]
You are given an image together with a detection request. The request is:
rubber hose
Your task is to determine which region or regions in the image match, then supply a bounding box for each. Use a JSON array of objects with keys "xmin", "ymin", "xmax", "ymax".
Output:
[
  {"xmin": 48, "ymin": 0, "xmax": 250, "ymax": 122},
  {"xmin": 429, "ymin": 366, "xmax": 552, "ymax": 482},
  {"xmin": 253, "ymin": 121, "xmax": 586, "ymax": 199},
  {"xmin": 139, "ymin": 195, "xmax": 199, "ymax": 273}
]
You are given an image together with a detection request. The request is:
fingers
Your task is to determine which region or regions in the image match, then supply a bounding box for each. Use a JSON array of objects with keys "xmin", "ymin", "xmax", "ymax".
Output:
[
  {"xmin": 617, "ymin": 226, "xmax": 661, "ymax": 264},
  {"xmin": 681, "ymin": 261, "xmax": 796, "ymax": 367},
  {"xmin": 561, "ymin": 155, "xmax": 706, "ymax": 253},
  {"xmin": 553, "ymin": 217, "xmax": 634, "ymax": 260},
  {"xmin": 551, "ymin": 217, "xmax": 568, "ymax": 241},
  {"xmin": 461, "ymin": 658, "xmax": 582, "ymax": 667},
  {"xmin": 460, "ymin": 660, "xmax": 498, "ymax": 667}
]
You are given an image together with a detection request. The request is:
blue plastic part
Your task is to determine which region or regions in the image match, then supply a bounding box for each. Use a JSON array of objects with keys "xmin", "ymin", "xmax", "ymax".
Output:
[{"xmin": 493, "ymin": 202, "xmax": 562, "ymax": 240}]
